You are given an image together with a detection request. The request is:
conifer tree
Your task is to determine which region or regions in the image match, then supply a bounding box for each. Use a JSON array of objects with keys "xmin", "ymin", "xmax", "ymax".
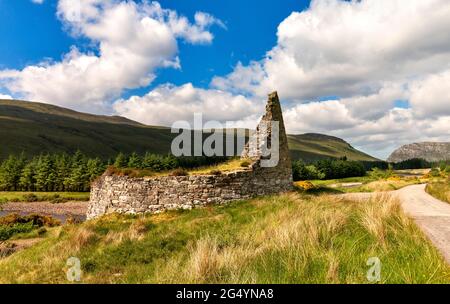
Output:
[
  {"xmin": 0, "ymin": 154, "xmax": 26, "ymax": 190},
  {"xmin": 19, "ymin": 159, "xmax": 37, "ymax": 191},
  {"xmin": 127, "ymin": 152, "xmax": 142, "ymax": 168},
  {"xmin": 35, "ymin": 155, "xmax": 56, "ymax": 191},
  {"xmin": 114, "ymin": 152, "xmax": 128, "ymax": 168}
]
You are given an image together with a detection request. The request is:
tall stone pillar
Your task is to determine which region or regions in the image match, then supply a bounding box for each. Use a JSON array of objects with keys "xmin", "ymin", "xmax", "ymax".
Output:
[{"xmin": 242, "ymin": 91, "xmax": 293, "ymax": 189}]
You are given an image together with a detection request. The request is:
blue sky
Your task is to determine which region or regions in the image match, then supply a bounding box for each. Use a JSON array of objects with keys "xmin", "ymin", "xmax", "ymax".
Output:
[
  {"xmin": 0, "ymin": 0, "xmax": 449, "ymax": 159},
  {"xmin": 0, "ymin": 0, "xmax": 309, "ymax": 98}
]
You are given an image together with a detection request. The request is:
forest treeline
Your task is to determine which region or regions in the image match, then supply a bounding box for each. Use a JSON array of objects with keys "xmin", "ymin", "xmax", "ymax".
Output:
[
  {"xmin": 292, "ymin": 157, "xmax": 450, "ymax": 181},
  {"xmin": 1, "ymin": 151, "xmax": 448, "ymax": 191},
  {"xmin": 292, "ymin": 158, "xmax": 366, "ymax": 181},
  {"xmin": 0, "ymin": 152, "xmax": 227, "ymax": 192}
]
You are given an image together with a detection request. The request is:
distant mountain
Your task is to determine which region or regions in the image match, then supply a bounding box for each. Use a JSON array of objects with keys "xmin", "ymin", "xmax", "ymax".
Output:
[
  {"xmin": 0, "ymin": 99, "xmax": 378, "ymax": 162},
  {"xmin": 387, "ymin": 142, "xmax": 450, "ymax": 163}
]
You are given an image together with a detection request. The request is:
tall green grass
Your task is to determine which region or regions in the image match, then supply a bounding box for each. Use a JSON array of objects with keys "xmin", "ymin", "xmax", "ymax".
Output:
[
  {"xmin": 0, "ymin": 192, "xmax": 448, "ymax": 283},
  {"xmin": 426, "ymin": 181, "xmax": 450, "ymax": 204},
  {"xmin": 0, "ymin": 192, "xmax": 89, "ymax": 204}
]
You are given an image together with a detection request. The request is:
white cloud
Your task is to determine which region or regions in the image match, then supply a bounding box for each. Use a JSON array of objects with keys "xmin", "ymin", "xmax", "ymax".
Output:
[
  {"xmin": 0, "ymin": 94, "xmax": 12, "ymax": 99},
  {"xmin": 214, "ymin": 0, "xmax": 450, "ymax": 100},
  {"xmin": 409, "ymin": 70, "xmax": 450, "ymax": 118},
  {"xmin": 209, "ymin": 0, "xmax": 450, "ymax": 159},
  {"xmin": 3, "ymin": 0, "xmax": 450, "ymax": 159},
  {"xmin": 284, "ymin": 100, "xmax": 358, "ymax": 132},
  {"xmin": 113, "ymin": 83, "xmax": 262, "ymax": 128},
  {"xmin": 0, "ymin": 0, "xmax": 223, "ymax": 113},
  {"xmin": 31, "ymin": 0, "xmax": 44, "ymax": 4}
]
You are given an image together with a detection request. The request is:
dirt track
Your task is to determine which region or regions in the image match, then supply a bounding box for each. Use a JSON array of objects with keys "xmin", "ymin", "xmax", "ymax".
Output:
[{"xmin": 394, "ymin": 184, "xmax": 450, "ymax": 264}]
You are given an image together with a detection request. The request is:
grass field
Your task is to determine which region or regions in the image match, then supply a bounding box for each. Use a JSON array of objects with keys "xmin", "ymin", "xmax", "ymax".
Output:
[
  {"xmin": 0, "ymin": 192, "xmax": 448, "ymax": 284},
  {"xmin": 426, "ymin": 181, "xmax": 450, "ymax": 204},
  {"xmin": 309, "ymin": 176, "xmax": 423, "ymax": 193},
  {"xmin": 0, "ymin": 192, "xmax": 89, "ymax": 204}
]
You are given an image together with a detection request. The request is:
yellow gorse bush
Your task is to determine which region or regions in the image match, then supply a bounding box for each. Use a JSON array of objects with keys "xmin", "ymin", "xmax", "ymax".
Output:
[{"xmin": 294, "ymin": 181, "xmax": 315, "ymax": 191}]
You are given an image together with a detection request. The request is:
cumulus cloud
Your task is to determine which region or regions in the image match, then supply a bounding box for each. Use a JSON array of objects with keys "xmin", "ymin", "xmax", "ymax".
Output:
[
  {"xmin": 210, "ymin": 0, "xmax": 450, "ymax": 159},
  {"xmin": 0, "ymin": 0, "xmax": 223, "ymax": 113},
  {"xmin": 409, "ymin": 70, "xmax": 450, "ymax": 118},
  {"xmin": 113, "ymin": 83, "xmax": 262, "ymax": 128},
  {"xmin": 214, "ymin": 0, "xmax": 450, "ymax": 100},
  {"xmin": 3, "ymin": 0, "xmax": 450, "ymax": 159}
]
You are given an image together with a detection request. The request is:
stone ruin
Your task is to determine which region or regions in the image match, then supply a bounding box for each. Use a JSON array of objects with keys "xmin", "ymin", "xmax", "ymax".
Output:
[{"xmin": 87, "ymin": 92, "xmax": 293, "ymax": 219}]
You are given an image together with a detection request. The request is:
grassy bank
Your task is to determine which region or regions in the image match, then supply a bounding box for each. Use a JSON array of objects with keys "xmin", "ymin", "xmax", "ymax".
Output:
[
  {"xmin": 0, "ymin": 214, "xmax": 61, "ymax": 242},
  {"xmin": 108, "ymin": 158, "xmax": 252, "ymax": 178},
  {"xmin": 309, "ymin": 176, "xmax": 423, "ymax": 193},
  {"xmin": 0, "ymin": 192, "xmax": 90, "ymax": 204},
  {"xmin": 426, "ymin": 181, "xmax": 450, "ymax": 204},
  {"xmin": 0, "ymin": 192, "xmax": 448, "ymax": 283}
]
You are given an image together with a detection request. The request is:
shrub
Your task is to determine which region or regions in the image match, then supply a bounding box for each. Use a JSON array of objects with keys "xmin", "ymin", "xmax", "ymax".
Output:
[
  {"xmin": 0, "ymin": 213, "xmax": 60, "ymax": 228},
  {"xmin": 430, "ymin": 168, "xmax": 440, "ymax": 177},
  {"xmin": 0, "ymin": 222, "xmax": 35, "ymax": 241},
  {"xmin": 369, "ymin": 167, "xmax": 392, "ymax": 179},
  {"xmin": 292, "ymin": 159, "xmax": 365, "ymax": 181},
  {"xmin": 170, "ymin": 168, "xmax": 189, "ymax": 177},
  {"xmin": 292, "ymin": 161, "xmax": 323, "ymax": 181},
  {"xmin": 294, "ymin": 181, "xmax": 315, "ymax": 191},
  {"xmin": 23, "ymin": 193, "xmax": 38, "ymax": 202},
  {"xmin": 0, "ymin": 213, "xmax": 60, "ymax": 241},
  {"xmin": 240, "ymin": 161, "xmax": 251, "ymax": 168}
]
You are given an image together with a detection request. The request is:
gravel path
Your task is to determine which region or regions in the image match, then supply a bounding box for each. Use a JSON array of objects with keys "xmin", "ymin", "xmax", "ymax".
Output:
[
  {"xmin": 394, "ymin": 184, "xmax": 450, "ymax": 264},
  {"xmin": 342, "ymin": 184, "xmax": 450, "ymax": 264}
]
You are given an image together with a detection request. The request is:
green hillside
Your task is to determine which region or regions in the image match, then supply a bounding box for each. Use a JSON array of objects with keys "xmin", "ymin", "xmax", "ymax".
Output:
[
  {"xmin": 288, "ymin": 133, "xmax": 377, "ymax": 162},
  {"xmin": 0, "ymin": 99, "xmax": 377, "ymax": 161}
]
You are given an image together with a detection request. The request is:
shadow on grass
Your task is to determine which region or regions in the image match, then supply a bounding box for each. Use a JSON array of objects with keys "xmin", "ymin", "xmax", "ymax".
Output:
[{"xmin": 294, "ymin": 186, "xmax": 344, "ymax": 195}]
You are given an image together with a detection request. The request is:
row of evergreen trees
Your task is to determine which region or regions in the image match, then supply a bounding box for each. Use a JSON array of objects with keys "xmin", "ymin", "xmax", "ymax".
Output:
[
  {"xmin": 0, "ymin": 152, "xmax": 229, "ymax": 192},
  {"xmin": 112, "ymin": 152, "xmax": 228, "ymax": 171},
  {"xmin": 3, "ymin": 150, "xmax": 445, "ymax": 191},
  {"xmin": 0, "ymin": 152, "xmax": 105, "ymax": 192},
  {"xmin": 292, "ymin": 159, "xmax": 366, "ymax": 181}
]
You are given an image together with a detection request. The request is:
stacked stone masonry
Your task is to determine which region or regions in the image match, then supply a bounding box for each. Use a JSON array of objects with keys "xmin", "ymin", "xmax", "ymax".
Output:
[{"xmin": 87, "ymin": 92, "xmax": 293, "ymax": 219}]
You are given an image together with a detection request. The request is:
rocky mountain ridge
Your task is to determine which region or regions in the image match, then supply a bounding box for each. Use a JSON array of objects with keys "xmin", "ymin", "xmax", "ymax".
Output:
[{"xmin": 387, "ymin": 142, "xmax": 450, "ymax": 162}]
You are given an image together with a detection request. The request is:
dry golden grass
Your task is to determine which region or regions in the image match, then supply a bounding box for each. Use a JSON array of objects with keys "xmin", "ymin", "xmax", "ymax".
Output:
[
  {"xmin": 68, "ymin": 227, "xmax": 98, "ymax": 252},
  {"xmin": 0, "ymin": 192, "xmax": 449, "ymax": 284},
  {"xmin": 359, "ymin": 179, "xmax": 420, "ymax": 192},
  {"xmin": 150, "ymin": 194, "xmax": 448, "ymax": 284},
  {"xmin": 426, "ymin": 180, "xmax": 450, "ymax": 204},
  {"xmin": 128, "ymin": 217, "xmax": 149, "ymax": 241},
  {"xmin": 188, "ymin": 158, "xmax": 253, "ymax": 175},
  {"xmin": 359, "ymin": 194, "xmax": 396, "ymax": 245}
]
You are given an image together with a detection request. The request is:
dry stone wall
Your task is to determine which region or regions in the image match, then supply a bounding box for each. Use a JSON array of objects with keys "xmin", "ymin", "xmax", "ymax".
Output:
[{"xmin": 87, "ymin": 92, "xmax": 293, "ymax": 219}]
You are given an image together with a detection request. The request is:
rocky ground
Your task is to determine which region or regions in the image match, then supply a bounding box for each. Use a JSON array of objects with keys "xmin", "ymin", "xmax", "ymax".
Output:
[{"xmin": 0, "ymin": 201, "xmax": 88, "ymax": 221}]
